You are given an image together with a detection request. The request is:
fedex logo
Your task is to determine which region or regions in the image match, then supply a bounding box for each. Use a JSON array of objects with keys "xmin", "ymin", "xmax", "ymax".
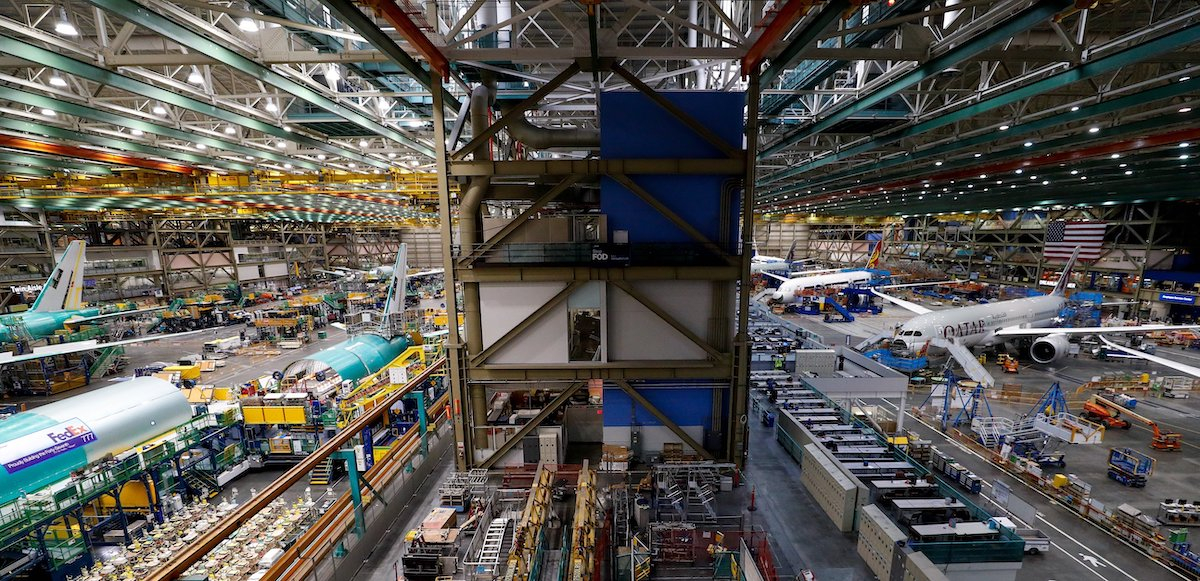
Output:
[
  {"xmin": 0, "ymin": 418, "xmax": 97, "ymax": 474},
  {"xmin": 47, "ymin": 424, "xmax": 96, "ymax": 444}
]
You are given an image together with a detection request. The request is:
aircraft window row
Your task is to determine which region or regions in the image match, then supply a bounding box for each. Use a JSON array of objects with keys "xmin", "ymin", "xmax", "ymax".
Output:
[{"xmin": 899, "ymin": 330, "xmax": 925, "ymax": 337}]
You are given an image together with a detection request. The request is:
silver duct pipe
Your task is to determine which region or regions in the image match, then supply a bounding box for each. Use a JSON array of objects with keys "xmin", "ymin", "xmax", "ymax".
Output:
[
  {"xmin": 460, "ymin": 83, "xmax": 492, "ymax": 433},
  {"xmin": 503, "ymin": 107, "xmax": 601, "ymax": 150}
]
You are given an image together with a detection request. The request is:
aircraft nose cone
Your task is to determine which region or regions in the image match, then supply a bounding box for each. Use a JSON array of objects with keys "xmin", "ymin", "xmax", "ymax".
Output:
[{"xmin": 892, "ymin": 339, "xmax": 908, "ymax": 351}]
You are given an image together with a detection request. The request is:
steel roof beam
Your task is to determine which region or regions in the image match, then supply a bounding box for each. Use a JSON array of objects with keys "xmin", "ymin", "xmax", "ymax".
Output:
[
  {"xmin": 0, "ymin": 117, "xmax": 255, "ymax": 172},
  {"xmin": 87, "ymin": 0, "xmax": 434, "ymax": 158},
  {"xmin": 0, "ymin": 86, "xmax": 323, "ymax": 172},
  {"xmin": 0, "ymin": 151, "xmax": 113, "ymax": 175},
  {"xmin": 0, "ymin": 165, "xmax": 55, "ymax": 178},
  {"xmin": 759, "ymin": 0, "xmax": 851, "ymax": 86},
  {"xmin": 760, "ymin": 0, "xmax": 1073, "ymax": 160},
  {"xmin": 758, "ymin": 20, "xmax": 1200, "ymax": 188},
  {"xmin": 767, "ymin": 76, "xmax": 1200, "ymax": 199},
  {"xmin": 0, "ymin": 134, "xmax": 193, "ymax": 173},
  {"xmin": 0, "ymin": 36, "xmax": 386, "ymax": 169},
  {"xmin": 315, "ymin": 0, "xmax": 457, "ymax": 109}
]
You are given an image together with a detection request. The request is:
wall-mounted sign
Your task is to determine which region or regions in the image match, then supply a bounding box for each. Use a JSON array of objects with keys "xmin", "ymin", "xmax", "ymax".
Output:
[{"xmin": 1158, "ymin": 292, "xmax": 1197, "ymax": 305}]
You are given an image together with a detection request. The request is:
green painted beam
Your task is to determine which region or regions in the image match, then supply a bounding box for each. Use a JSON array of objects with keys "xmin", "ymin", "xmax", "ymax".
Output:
[
  {"xmin": 88, "ymin": 0, "xmax": 434, "ymax": 158},
  {"xmin": 761, "ymin": 0, "xmax": 853, "ymax": 87},
  {"xmin": 759, "ymin": 21, "xmax": 1200, "ymax": 186},
  {"xmin": 0, "ymin": 35, "xmax": 387, "ymax": 169},
  {"xmin": 0, "ymin": 151, "xmax": 113, "ymax": 174},
  {"xmin": 2, "ymin": 87, "xmax": 322, "ymax": 172},
  {"xmin": 760, "ymin": 0, "xmax": 1072, "ymax": 159},
  {"xmin": 761, "ymin": 78, "xmax": 1200, "ymax": 200},
  {"xmin": 0, "ymin": 117, "xmax": 255, "ymax": 172},
  {"xmin": 315, "ymin": 0, "xmax": 458, "ymax": 111},
  {"xmin": 0, "ymin": 164, "xmax": 55, "ymax": 177}
]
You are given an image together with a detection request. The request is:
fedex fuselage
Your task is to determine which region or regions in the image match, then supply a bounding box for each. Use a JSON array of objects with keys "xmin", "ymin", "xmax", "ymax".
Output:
[
  {"xmin": 892, "ymin": 295, "xmax": 1067, "ymax": 350},
  {"xmin": 771, "ymin": 270, "xmax": 875, "ymax": 303}
]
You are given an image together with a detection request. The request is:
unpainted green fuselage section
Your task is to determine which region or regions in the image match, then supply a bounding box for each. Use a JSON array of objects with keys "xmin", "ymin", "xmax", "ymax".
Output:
[{"xmin": 0, "ymin": 308, "xmax": 101, "ymax": 343}]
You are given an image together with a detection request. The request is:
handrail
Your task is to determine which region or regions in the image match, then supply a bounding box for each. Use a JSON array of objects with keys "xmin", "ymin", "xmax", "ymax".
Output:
[
  {"xmin": 264, "ymin": 394, "xmax": 450, "ymax": 580},
  {"xmin": 145, "ymin": 357, "xmax": 447, "ymax": 580}
]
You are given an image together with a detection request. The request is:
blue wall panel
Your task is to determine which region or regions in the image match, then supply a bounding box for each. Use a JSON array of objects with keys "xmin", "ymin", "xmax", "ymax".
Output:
[
  {"xmin": 599, "ymin": 91, "xmax": 745, "ymax": 248},
  {"xmin": 602, "ymin": 386, "xmax": 713, "ymax": 427}
]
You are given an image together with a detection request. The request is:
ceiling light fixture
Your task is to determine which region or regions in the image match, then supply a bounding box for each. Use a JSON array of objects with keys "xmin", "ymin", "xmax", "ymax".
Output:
[
  {"xmin": 326, "ymin": 64, "xmax": 340, "ymax": 82},
  {"xmin": 195, "ymin": 143, "xmax": 206, "ymax": 150},
  {"xmin": 187, "ymin": 66, "xmax": 204, "ymax": 85},
  {"xmin": 1088, "ymin": 127, "xmax": 1100, "ymax": 133},
  {"xmin": 55, "ymin": 8, "xmax": 77, "ymax": 36},
  {"xmin": 48, "ymin": 75, "xmax": 67, "ymax": 87},
  {"xmin": 265, "ymin": 100, "xmax": 278, "ymax": 113},
  {"xmin": 131, "ymin": 129, "xmax": 144, "ymax": 136},
  {"xmin": 152, "ymin": 104, "xmax": 168, "ymax": 116},
  {"xmin": 224, "ymin": 125, "xmax": 237, "ymax": 135},
  {"xmin": 999, "ymin": 125, "xmax": 1010, "ymax": 130},
  {"xmin": 238, "ymin": 17, "xmax": 258, "ymax": 32},
  {"xmin": 317, "ymin": 154, "xmax": 326, "ymax": 160},
  {"xmin": 40, "ymin": 108, "xmax": 55, "ymax": 117},
  {"xmin": 1181, "ymin": 107, "xmax": 1193, "ymax": 113}
]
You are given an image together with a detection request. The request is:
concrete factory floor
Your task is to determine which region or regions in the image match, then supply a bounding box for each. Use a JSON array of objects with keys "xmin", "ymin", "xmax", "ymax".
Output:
[{"xmin": 788, "ymin": 306, "xmax": 1200, "ymax": 581}]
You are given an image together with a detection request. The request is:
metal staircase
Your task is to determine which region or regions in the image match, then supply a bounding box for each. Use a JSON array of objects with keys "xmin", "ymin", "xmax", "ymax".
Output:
[
  {"xmin": 935, "ymin": 338, "xmax": 996, "ymax": 388},
  {"xmin": 182, "ymin": 470, "xmax": 220, "ymax": 499},
  {"xmin": 88, "ymin": 345, "xmax": 126, "ymax": 378},
  {"xmin": 309, "ymin": 458, "xmax": 333, "ymax": 485},
  {"xmin": 854, "ymin": 330, "xmax": 893, "ymax": 352}
]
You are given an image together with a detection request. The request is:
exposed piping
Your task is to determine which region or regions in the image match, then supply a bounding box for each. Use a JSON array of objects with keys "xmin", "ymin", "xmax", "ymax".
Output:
[
  {"xmin": 460, "ymin": 81, "xmax": 492, "ymax": 437},
  {"xmin": 503, "ymin": 108, "xmax": 601, "ymax": 150}
]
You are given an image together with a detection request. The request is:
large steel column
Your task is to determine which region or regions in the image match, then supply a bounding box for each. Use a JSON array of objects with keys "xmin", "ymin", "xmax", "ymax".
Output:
[
  {"xmin": 433, "ymin": 85, "xmax": 471, "ymax": 470},
  {"xmin": 730, "ymin": 72, "xmax": 760, "ymax": 466}
]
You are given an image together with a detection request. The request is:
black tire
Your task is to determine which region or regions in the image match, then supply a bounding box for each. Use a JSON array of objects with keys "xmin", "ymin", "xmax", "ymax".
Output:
[{"xmin": 1028, "ymin": 548, "xmax": 1040, "ymax": 555}]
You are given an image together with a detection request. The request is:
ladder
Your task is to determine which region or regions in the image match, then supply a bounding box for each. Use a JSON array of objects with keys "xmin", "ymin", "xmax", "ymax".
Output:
[
  {"xmin": 88, "ymin": 345, "xmax": 126, "ymax": 378},
  {"xmin": 309, "ymin": 458, "xmax": 333, "ymax": 485},
  {"xmin": 182, "ymin": 470, "xmax": 219, "ymax": 499},
  {"xmin": 478, "ymin": 517, "xmax": 511, "ymax": 571}
]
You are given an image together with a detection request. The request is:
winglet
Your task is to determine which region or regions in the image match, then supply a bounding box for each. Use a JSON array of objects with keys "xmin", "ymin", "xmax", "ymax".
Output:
[
  {"xmin": 1051, "ymin": 246, "xmax": 1082, "ymax": 297},
  {"xmin": 31, "ymin": 240, "xmax": 87, "ymax": 313}
]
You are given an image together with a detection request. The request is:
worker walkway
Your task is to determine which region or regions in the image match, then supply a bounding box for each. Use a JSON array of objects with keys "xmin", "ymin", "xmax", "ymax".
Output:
[{"xmin": 744, "ymin": 395, "xmax": 874, "ymax": 580}]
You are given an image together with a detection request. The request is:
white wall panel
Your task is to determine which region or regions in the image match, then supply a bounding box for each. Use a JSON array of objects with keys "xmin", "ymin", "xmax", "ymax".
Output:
[{"xmin": 608, "ymin": 282, "xmax": 708, "ymax": 360}]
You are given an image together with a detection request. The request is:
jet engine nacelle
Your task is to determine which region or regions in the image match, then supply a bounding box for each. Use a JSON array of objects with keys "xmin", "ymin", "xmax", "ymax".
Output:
[{"xmin": 1029, "ymin": 334, "xmax": 1071, "ymax": 364}]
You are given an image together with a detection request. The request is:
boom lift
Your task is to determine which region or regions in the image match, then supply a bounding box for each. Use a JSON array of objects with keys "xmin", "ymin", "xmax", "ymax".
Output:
[
  {"xmin": 1091, "ymin": 396, "xmax": 1183, "ymax": 451},
  {"xmin": 1081, "ymin": 396, "xmax": 1132, "ymax": 430}
]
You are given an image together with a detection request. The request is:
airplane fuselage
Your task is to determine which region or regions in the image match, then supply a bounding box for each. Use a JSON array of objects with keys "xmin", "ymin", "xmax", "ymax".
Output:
[
  {"xmin": 893, "ymin": 295, "xmax": 1067, "ymax": 350},
  {"xmin": 772, "ymin": 269, "xmax": 875, "ymax": 303},
  {"xmin": 0, "ymin": 308, "xmax": 102, "ymax": 343}
]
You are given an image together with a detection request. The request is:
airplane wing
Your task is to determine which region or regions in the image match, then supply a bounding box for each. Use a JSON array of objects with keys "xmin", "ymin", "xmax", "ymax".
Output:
[
  {"xmin": 65, "ymin": 305, "xmax": 169, "ymax": 324},
  {"xmin": 1098, "ymin": 336, "xmax": 1200, "ymax": 378},
  {"xmin": 994, "ymin": 324, "xmax": 1200, "ymax": 337},
  {"xmin": 0, "ymin": 330, "xmax": 208, "ymax": 366},
  {"xmin": 317, "ymin": 269, "xmax": 349, "ymax": 277},
  {"xmin": 411, "ymin": 268, "xmax": 444, "ymax": 278},
  {"xmin": 877, "ymin": 279, "xmax": 961, "ymax": 289},
  {"xmin": 870, "ymin": 289, "xmax": 933, "ymax": 315},
  {"xmin": 788, "ymin": 268, "xmax": 841, "ymax": 277},
  {"xmin": 762, "ymin": 272, "xmax": 790, "ymax": 283}
]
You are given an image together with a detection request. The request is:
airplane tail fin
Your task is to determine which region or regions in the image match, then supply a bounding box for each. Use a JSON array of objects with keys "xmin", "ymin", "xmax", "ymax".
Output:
[
  {"xmin": 785, "ymin": 240, "xmax": 798, "ymax": 263},
  {"xmin": 30, "ymin": 240, "xmax": 87, "ymax": 313},
  {"xmin": 1051, "ymin": 246, "xmax": 1082, "ymax": 297},
  {"xmin": 865, "ymin": 233, "xmax": 885, "ymax": 269},
  {"xmin": 383, "ymin": 243, "xmax": 410, "ymax": 316}
]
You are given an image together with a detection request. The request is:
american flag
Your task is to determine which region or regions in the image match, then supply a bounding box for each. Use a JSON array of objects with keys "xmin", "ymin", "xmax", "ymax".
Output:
[{"xmin": 1044, "ymin": 220, "xmax": 1106, "ymax": 261}]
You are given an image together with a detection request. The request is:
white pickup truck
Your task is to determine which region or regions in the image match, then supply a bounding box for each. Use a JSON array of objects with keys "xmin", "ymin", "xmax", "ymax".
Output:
[{"xmin": 988, "ymin": 517, "xmax": 1051, "ymax": 555}]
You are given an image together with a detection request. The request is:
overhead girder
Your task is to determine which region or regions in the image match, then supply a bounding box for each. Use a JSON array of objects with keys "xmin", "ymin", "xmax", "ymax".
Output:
[
  {"xmin": 314, "ymin": 0, "xmax": 457, "ymax": 110},
  {"xmin": 0, "ymin": 117, "xmax": 256, "ymax": 172},
  {"xmin": 0, "ymin": 86, "xmax": 324, "ymax": 171},
  {"xmin": 757, "ymin": 17, "xmax": 1200, "ymax": 192},
  {"xmin": 781, "ymin": 125, "xmax": 1200, "ymax": 215},
  {"xmin": 85, "ymin": 0, "xmax": 435, "ymax": 157},
  {"xmin": 760, "ymin": 0, "xmax": 1075, "ymax": 160},
  {"xmin": 0, "ymin": 134, "xmax": 193, "ymax": 173},
  {"xmin": 764, "ymin": 74, "xmax": 1200, "ymax": 200},
  {"xmin": 0, "ymin": 151, "xmax": 114, "ymax": 175},
  {"xmin": 0, "ymin": 35, "xmax": 388, "ymax": 169}
]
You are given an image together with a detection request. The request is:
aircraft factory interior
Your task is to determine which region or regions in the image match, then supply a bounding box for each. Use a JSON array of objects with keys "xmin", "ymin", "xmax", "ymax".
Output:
[{"xmin": 0, "ymin": 1, "xmax": 1197, "ymax": 581}]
